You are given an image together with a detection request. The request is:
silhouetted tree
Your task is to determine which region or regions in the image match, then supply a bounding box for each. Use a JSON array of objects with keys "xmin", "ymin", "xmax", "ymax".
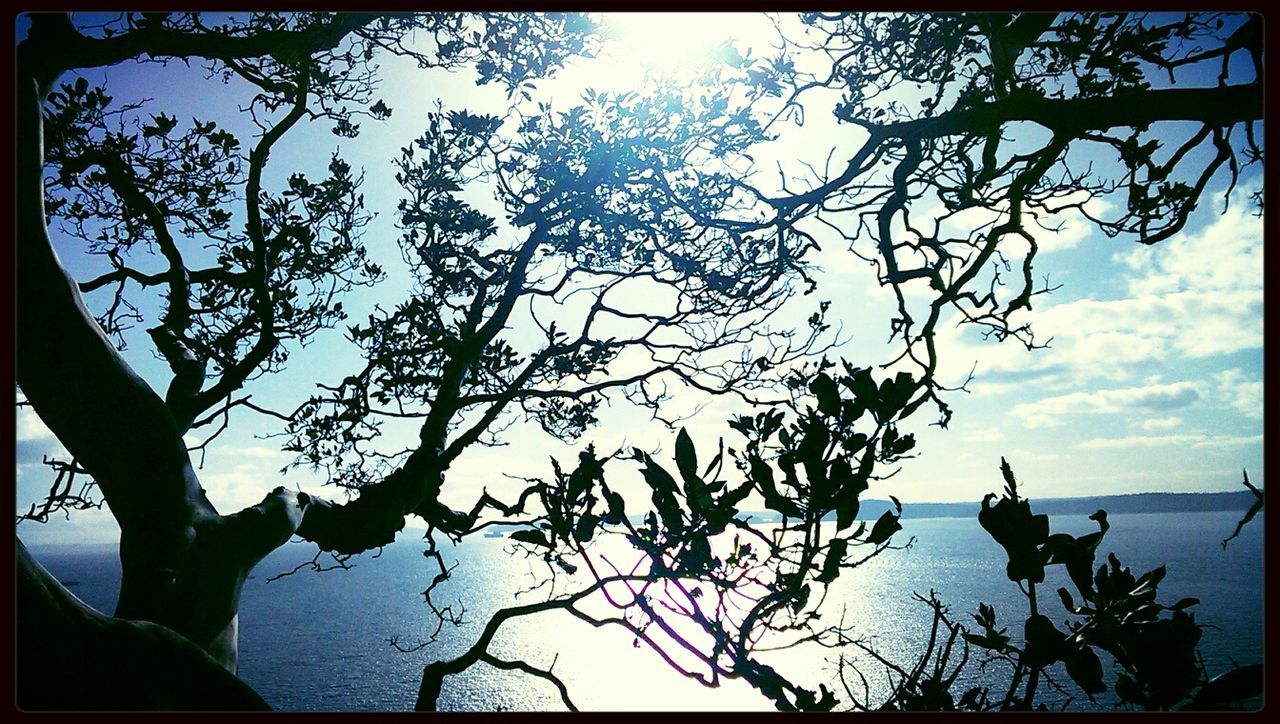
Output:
[
  {"xmin": 832, "ymin": 461, "xmax": 1261, "ymax": 711},
  {"xmin": 414, "ymin": 361, "xmax": 921, "ymax": 710},
  {"xmin": 16, "ymin": 11, "xmax": 821, "ymax": 708},
  {"xmin": 405, "ymin": 11, "xmax": 1265, "ymax": 711},
  {"xmin": 721, "ymin": 11, "xmax": 1262, "ymax": 418},
  {"xmin": 15, "ymin": 11, "xmax": 1263, "ymax": 711}
]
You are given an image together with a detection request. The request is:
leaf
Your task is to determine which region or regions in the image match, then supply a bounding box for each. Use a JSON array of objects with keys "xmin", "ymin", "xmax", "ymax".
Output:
[
  {"xmin": 799, "ymin": 425, "xmax": 832, "ymax": 504},
  {"xmin": 881, "ymin": 428, "xmax": 915, "ymax": 457},
  {"xmin": 978, "ymin": 489, "xmax": 1050, "ymax": 584},
  {"xmin": 809, "ymin": 372, "xmax": 841, "ymax": 416},
  {"xmin": 845, "ymin": 366, "xmax": 878, "ymax": 405},
  {"xmin": 675, "ymin": 428, "xmax": 698, "ymax": 483},
  {"xmin": 641, "ymin": 453, "xmax": 685, "ymax": 534},
  {"xmin": 1057, "ymin": 587, "xmax": 1080, "ymax": 614},
  {"xmin": 749, "ymin": 455, "xmax": 804, "ymax": 518},
  {"xmin": 509, "ymin": 529, "xmax": 549, "ymax": 548},
  {"xmin": 815, "ymin": 538, "xmax": 848, "ymax": 584},
  {"xmin": 1131, "ymin": 565, "xmax": 1167, "ymax": 599},
  {"xmin": 899, "ymin": 392, "xmax": 929, "ymax": 420},
  {"xmin": 1000, "ymin": 457, "xmax": 1019, "ymax": 500},
  {"xmin": 875, "ymin": 371, "xmax": 915, "ymax": 418},
  {"xmin": 790, "ymin": 583, "xmax": 811, "ymax": 613},
  {"xmin": 679, "ymin": 534, "xmax": 714, "ymax": 574},
  {"xmin": 728, "ymin": 415, "xmax": 755, "ymax": 436},
  {"xmin": 703, "ymin": 439, "xmax": 726, "ymax": 492},
  {"xmin": 718, "ymin": 479, "xmax": 754, "ymax": 512},
  {"xmin": 602, "ymin": 489, "xmax": 626, "ymax": 525},
  {"xmin": 866, "ymin": 510, "xmax": 901, "ymax": 545},
  {"xmin": 1022, "ymin": 614, "xmax": 1068, "ymax": 669},
  {"xmin": 574, "ymin": 513, "xmax": 600, "ymax": 543},
  {"xmin": 962, "ymin": 630, "xmax": 1011, "ymax": 652},
  {"xmin": 673, "ymin": 429, "xmax": 712, "ymax": 515},
  {"xmin": 1064, "ymin": 644, "xmax": 1106, "ymax": 695},
  {"xmin": 830, "ymin": 457, "xmax": 865, "ymax": 530}
]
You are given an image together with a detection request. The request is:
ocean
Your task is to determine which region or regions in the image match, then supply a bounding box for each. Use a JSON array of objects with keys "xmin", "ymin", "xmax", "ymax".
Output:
[{"xmin": 26, "ymin": 510, "xmax": 1264, "ymax": 711}]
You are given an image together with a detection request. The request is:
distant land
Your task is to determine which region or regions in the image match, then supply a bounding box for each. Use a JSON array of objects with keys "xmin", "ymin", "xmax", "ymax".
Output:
[
  {"xmin": 25, "ymin": 490, "xmax": 1259, "ymax": 553},
  {"xmin": 746, "ymin": 490, "xmax": 1261, "ymax": 523},
  {"xmin": 474, "ymin": 490, "xmax": 1258, "ymax": 528}
]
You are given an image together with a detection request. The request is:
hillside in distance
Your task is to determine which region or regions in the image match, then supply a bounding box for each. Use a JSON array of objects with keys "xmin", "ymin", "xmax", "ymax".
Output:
[
  {"xmin": 742, "ymin": 489, "xmax": 1262, "ymax": 523},
  {"xmin": 461, "ymin": 491, "xmax": 1263, "ymax": 531}
]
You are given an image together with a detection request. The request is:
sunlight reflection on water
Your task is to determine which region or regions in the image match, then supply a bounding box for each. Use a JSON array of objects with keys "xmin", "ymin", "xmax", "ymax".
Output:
[{"xmin": 29, "ymin": 510, "xmax": 1261, "ymax": 711}]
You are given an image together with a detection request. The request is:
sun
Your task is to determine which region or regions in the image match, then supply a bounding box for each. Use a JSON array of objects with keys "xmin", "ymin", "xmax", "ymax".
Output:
[
  {"xmin": 538, "ymin": 13, "xmax": 775, "ymax": 99},
  {"xmin": 595, "ymin": 12, "xmax": 770, "ymax": 80}
]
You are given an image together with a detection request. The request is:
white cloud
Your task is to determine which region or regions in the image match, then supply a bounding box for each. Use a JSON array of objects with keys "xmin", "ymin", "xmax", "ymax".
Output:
[
  {"xmin": 1012, "ymin": 381, "xmax": 1201, "ymax": 428},
  {"xmin": 1214, "ymin": 369, "xmax": 1264, "ymax": 420},
  {"xmin": 1033, "ymin": 195, "xmax": 1112, "ymax": 253},
  {"xmin": 1003, "ymin": 449, "xmax": 1061, "ymax": 462},
  {"xmin": 964, "ymin": 426, "xmax": 1005, "ymax": 442},
  {"xmin": 1033, "ymin": 291, "xmax": 1259, "ymax": 364},
  {"xmin": 1078, "ymin": 433, "xmax": 1263, "ymax": 450},
  {"xmin": 934, "ymin": 189, "xmax": 1263, "ymax": 388},
  {"xmin": 16, "ymin": 406, "xmax": 54, "ymax": 442},
  {"xmin": 1141, "ymin": 416, "xmax": 1182, "ymax": 431},
  {"xmin": 1078, "ymin": 434, "xmax": 1204, "ymax": 449},
  {"xmin": 1118, "ymin": 196, "xmax": 1264, "ymax": 298},
  {"xmin": 934, "ymin": 290, "xmax": 1262, "ymax": 389},
  {"xmin": 202, "ymin": 464, "xmax": 286, "ymax": 512},
  {"xmin": 1192, "ymin": 434, "xmax": 1264, "ymax": 449},
  {"xmin": 238, "ymin": 446, "xmax": 287, "ymax": 459},
  {"xmin": 1215, "ymin": 369, "xmax": 1246, "ymax": 387},
  {"xmin": 1230, "ymin": 382, "xmax": 1264, "ymax": 419}
]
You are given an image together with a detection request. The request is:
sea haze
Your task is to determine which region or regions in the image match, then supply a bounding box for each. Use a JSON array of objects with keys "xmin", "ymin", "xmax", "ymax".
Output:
[{"xmin": 27, "ymin": 508, "xmax": 1263, "ymax": 711}]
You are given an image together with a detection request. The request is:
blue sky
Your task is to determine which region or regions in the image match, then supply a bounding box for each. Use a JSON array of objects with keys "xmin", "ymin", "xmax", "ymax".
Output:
[{"xmin": 16, "ymin": 13, "xmax": 1264, "ymax": 546}]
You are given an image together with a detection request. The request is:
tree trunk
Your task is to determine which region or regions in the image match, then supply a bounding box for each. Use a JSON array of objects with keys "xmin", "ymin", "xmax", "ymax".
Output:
[
  {"xmin": 16, "ymin": 21, "xmax": 307, "ymax": 679},
  {"xmin": 16, "ymin": 538, "xmax": 271, "ymax": 710},
  {"xmin": 15, "ymin": 14, "xmax": 423, "ymax": 707}
]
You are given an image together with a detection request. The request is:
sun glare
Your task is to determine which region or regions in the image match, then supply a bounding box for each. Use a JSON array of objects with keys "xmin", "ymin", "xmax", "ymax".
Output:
[{"xmin": 593, "ymin": 12, "xmax": 769, "ymax": 86}]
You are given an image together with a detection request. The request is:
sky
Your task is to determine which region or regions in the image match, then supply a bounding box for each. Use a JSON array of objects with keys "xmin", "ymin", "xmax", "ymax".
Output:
[{"xmin": 15, "ymin": 13, "xmax": 1264, "ymax": 547}]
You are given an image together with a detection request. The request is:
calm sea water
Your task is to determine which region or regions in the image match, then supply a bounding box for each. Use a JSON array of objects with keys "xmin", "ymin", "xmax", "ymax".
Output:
[{"xmin": 27, "ymin": 510, "xmax": 1263, "ymax": 711}]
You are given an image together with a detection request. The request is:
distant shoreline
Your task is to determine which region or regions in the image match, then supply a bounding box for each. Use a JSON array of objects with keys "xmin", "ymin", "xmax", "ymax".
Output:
[
  {"xmin": 818, "ymin": 490, "xmax": 1260, "ymax": 523},
  {"xmin": 737, "ymin": 489, "xmax": 1262, "ymax": 524},
  {"xmin": 22, "ymin": 490, "xmax": 1260, "ymax": 550}
]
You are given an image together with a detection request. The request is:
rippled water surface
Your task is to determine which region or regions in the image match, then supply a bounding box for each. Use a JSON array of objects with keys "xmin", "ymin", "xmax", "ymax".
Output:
[{"xmin": 29, "ymin": 510, "xmax": 1263, "ymax": 711}]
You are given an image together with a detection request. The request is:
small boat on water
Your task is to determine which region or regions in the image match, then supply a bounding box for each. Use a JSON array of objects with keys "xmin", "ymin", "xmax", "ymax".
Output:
[{"xmin": 484, "ymin": 530, "xmax": 506, "ymax": 538}]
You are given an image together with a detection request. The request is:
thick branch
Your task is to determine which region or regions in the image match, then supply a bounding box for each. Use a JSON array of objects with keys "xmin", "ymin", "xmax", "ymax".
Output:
[
  {"xmin": 72, "ymin": 148, "xmax": 207, "ymax": 427},
  {"xmin": 17, "ymin": 538, "xmax": 270, "ymax": 711},
  {"xmin": 894, "ymin": 81, "xmax": 1263, "ymax": 140},
  {"xmin": 17, "ymin": 55, "xmax": 215, "ymax": 607},
  {"xmin": 784, "ymin": 80, "xmax": 1262, "ymax": 217},
  {"xmin": 21, "ymin": 13, "xmax": 375, "ymax": 91}
]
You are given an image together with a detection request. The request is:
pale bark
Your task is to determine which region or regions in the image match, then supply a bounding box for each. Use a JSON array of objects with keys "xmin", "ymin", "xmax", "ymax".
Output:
[{"xmin": 16, "ymin": 539, "xmax": 271, "ymax": 711}]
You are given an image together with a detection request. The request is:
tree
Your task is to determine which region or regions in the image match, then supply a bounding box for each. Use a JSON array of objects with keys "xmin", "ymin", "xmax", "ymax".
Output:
[
  {"xmin": 737, "ymin": 11, "xmax": 1262, "ymax": 418},
  {"xmin": 16, "ymin": 10, "xmax": 818, "ymax": 707},
  {"xmin": 832, "ymin": 463, "xmax": 1262, "ymax": 711},
  {"xmin": 405, "ymin": 11, "xmax": 1264, "ymax": 711},
  {"xmin": 15, "ymin": 11, "xmax": 1263, "ymax": 711}
]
